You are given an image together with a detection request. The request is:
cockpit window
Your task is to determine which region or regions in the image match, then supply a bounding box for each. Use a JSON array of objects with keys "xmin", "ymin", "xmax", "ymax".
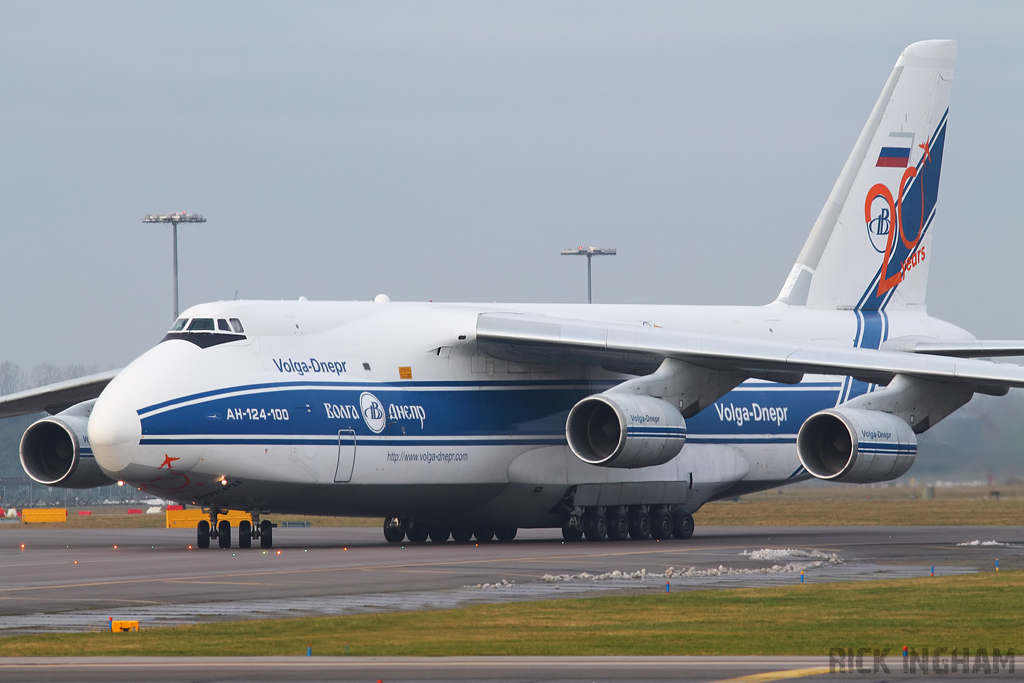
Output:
[{"xmin": 161, "ymin": 314, "xmax": 245, "ymax": 348}]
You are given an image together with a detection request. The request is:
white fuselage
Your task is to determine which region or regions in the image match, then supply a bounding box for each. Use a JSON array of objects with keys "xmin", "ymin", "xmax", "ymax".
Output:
[{"xmin": 86, "ymin": 299, "xmax": 971, "ymax": 527}]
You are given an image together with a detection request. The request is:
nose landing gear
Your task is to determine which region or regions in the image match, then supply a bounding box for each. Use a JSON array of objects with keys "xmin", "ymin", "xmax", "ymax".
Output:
[
  {"xmin": 238, "ymin": 520, "xmax": 252, "ymax": 549},
  {"xmin": 217, "ymin": 520, "xmax": 231, "ymax": 549},
  {"xmin": 195, "ymin": 509, "xmax": 273, "ymax": 549},
  {"xmin": 197, "ymin": 520, "xmax": 211, "ymax": 549}
]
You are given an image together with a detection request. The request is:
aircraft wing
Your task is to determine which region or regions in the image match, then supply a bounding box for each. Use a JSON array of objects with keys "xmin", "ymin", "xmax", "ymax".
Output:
[
  {"xmin": 475, "ymin": 313, "xmax": 1024, "ymax": 391},
  {"xmin": 0, "ymin": 369, "xmax": 120, "ymax": 419}
]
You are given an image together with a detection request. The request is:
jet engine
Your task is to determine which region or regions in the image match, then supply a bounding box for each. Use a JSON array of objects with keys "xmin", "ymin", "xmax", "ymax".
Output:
[
  {"xmin": 566, "ymin": 393, "xmax": 686, "ymax": 468},
  {"xmin": 20, "ymin": 401, "xmax": 115, "ymax": 488},
  {"xmin": 796, "ymin": 407, "xmax": 916, "ymax": 484}
]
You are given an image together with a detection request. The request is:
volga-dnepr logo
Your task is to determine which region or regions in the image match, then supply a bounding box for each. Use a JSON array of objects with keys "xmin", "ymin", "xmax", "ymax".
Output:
[
  {"xmin": 864, "ymin": 131, "xmax": 935, "ymax": 297},
  {"xmin": 359, "ymin": 392, "xmax": 386, "ymax": 433}
]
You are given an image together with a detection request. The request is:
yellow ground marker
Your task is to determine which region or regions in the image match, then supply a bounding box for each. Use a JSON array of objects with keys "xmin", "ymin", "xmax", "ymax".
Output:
[{"xmin": 708, "ymin": 666, "xmax": 830, "ymax": 683}]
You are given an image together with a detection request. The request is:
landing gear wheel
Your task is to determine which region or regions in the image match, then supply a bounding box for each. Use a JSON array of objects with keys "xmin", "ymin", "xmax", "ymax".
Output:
[
  {"xmin": 628, "ymin": 510, "xmax": 651, "ymax": 541},
  {"xmin": 606, "ymin": 511, "xmax": 629, "ymax": 541},
  {"xmin": 238, "ymin": 520, "xmax": 252, "ymax": 549},
  {"xmin": 649, "ymin": 507, "xmax": 673, "ymax": 540},
  {"xmin": 561, "ymin": 524, "xmax": 584, "ymax": 542},
  {"xmin": 260, "ymin": 520, "xmax": 273, "ymax": 548},
  {"xmin": 428, "ymin": 527, "xmax": 451, "ymax": 543},
  {"xmin": 383, "ymin": 517, "xmax": 405, "ymax": 543},
  {"xmin": 494, "ymin": 526, "xmax": 517, "ymax": 542},
  {"xmin": 473, "ymin": 529, "xmax": 494, "ymax": 542},
  {"xmin": 218, "ymin": 520, "xmax": 231, "ymax": 549},
  {"xmin": 582, "ymin": 512, "xmax": 607, "ymax": 542},
  {"xmin": 451, "ymin": 528, "xmax": 473, "ymax": 543},
  {"xmin": 197, "ymin": 520, "xmax": 210, "ymax": 549},
  {"xmin": 406, "ymin": 522, "xmax": 429, "ymax": 543},
  {"xmin": 671, "ymin": 510, "xmax": 694, "ymax": 540}
]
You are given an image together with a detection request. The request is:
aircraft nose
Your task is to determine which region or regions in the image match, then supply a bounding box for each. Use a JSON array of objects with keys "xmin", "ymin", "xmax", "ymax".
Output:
[{"xmin": 89, "ymin": 388, "xmax": 142, "ymax": 476}]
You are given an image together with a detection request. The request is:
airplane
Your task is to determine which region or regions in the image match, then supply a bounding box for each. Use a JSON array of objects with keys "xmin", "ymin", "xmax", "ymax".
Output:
[{"xmin": 2, "ymin": 39, "xmax": 1023, "ymax": 550}]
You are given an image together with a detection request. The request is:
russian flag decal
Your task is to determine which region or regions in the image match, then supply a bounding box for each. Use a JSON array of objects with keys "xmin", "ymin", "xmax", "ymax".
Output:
[{"xmin": 876, "ymin": 131, "xmax": 915, "ymax": 167}]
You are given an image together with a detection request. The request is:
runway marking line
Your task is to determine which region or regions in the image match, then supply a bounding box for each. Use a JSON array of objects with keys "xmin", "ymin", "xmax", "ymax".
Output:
[
  {"xmin": 0, "ymin": 597, "xmax": 161, "ymax": 605},
  {"xmin": 706, "ymin": 666, "xmax": 830, "ymax": 682},
  {"xmin": 161, "ymin": 580, "xmax": 268, "ymax": 586},
  {"xmin": 0, "ymin": 545, "xmax": 773, "ymax": 595},
  {"xmin": 0, "ymin": 534, "xmax": 953, "ymax": 598},
  {"xmin": 0, "ymin": 661, "xmax": 827, "ymax": 671}
]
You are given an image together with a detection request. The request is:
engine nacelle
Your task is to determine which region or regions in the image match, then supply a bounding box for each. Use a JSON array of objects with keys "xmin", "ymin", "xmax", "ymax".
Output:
[
  {"xmin": 797, "ymin": 407, "xmax": 916, "ymax": 484},
  {"xmin": 20, "ymin": 401, "xmax": 115, "ymax": 489},
  {"xmin": 566, "ymin": 393, "xmax": 686, "ymax": 468}
]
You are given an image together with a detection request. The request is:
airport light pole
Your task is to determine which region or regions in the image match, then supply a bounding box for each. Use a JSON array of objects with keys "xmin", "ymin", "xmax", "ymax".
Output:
[
  {"xmin": 560, "ymin": 246, "xmax": 616, "ymax": 304},
  {"xmin": 143, "ymin": 212, "xmax": 207, "ymax": 319}
]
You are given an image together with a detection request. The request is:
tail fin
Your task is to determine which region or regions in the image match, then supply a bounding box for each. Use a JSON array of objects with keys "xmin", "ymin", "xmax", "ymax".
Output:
[{"xmin": 777, "ymin": 40, "xmax": 956, "ymax": 313}]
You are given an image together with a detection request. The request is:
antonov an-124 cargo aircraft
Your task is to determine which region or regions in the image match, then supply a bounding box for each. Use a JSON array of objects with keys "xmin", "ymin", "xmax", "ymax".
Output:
[{"xmin": 2, "ymin": 40, "xmax": 1022, "ymax": 549}]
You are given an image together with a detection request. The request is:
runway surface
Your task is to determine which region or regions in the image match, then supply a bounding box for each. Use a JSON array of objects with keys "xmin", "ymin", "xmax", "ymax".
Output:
[
  {"xmin": 0, "ymin": 524, "xmax": 1018, "ymax": 633},
  {"xmin": 0, "ymin": 655, "xmax": 1018, "ymax": 682}
]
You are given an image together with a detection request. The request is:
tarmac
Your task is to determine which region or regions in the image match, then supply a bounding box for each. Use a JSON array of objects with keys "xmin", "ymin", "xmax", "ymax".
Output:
[
  {"xmin": 0, "ymin": 655, "xmax": 1019, "ymax": 682},
  {"xmin": 0, "ymin": 524, "xmax": 1018, "ymax": 633}
]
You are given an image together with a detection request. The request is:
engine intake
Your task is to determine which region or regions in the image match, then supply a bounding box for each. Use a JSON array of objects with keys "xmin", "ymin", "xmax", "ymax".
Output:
[
  {"xmin": 20, "ymin": 402, "xmax": 115, "ymax": 488},
  {"xmin": 797, "ymin": 407, "xmax": 916, "ymax": 484},
  {"xmin": 566, "ymin": 393, "xmax": 686, "ymax": 468}
]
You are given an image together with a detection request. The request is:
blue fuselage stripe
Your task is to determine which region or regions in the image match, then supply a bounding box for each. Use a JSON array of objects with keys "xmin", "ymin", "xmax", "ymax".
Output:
[{"xmin": 136, "ymin": 381, "xmax": 850, "ymax": 448}]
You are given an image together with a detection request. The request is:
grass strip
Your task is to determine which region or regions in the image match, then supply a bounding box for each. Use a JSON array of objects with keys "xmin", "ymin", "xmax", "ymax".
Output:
[
  {"xmin": 695, "ymin": 497, "xmax": 1024, "ymax": 526},
  {"xmin": 2, "ymin": 572, "xmax": 1021, "ymax": 657}
]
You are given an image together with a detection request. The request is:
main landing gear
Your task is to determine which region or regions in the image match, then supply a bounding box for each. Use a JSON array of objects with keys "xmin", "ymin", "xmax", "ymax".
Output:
[
  {"xmin": 382, "ymin": 517, "xmax": 518, "ymax": 544},
  {"xmin": 562, "ymin": 505, "xmax": 695, "ymax": 542},
  {"xmin": 196, "ymin": 509, "xmax": 273, "ymax": 549},
  {"xmin": 378, "ymin": 508, "xmax": 691, "ymax": 545}
]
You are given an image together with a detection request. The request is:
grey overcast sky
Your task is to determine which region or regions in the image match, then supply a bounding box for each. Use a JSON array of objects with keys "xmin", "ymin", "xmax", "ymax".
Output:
[{"xmin": 1, "ymin": 1, "xmax": 1023, "ymax": 369}]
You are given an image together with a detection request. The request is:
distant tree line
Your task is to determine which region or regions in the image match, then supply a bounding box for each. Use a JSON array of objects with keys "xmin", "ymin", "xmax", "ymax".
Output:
[{"xmin": 0, "ymin": 361, "xmax": 100, "ymax": 397}]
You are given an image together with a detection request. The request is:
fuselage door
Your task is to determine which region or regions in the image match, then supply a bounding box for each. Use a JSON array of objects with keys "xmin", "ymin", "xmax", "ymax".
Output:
[{"xmin": 334, "ymin": 429, "xmax": 356, "ymax": 482}]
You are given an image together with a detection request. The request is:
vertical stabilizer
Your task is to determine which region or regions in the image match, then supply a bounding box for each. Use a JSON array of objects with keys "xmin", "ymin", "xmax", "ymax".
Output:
[{"xmin": 777, "ymin": 40, "xmax": 956, "ymax": 312}]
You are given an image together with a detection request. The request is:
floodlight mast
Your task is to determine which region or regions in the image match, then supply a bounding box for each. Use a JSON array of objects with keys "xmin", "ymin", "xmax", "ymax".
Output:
[
  {"xmin": 143, "ymin": 212, "xmax": 207, "ymax": 319},
  {"xmin": 560, "ymin": 246, "xmax": 616, "ymax": 304}
]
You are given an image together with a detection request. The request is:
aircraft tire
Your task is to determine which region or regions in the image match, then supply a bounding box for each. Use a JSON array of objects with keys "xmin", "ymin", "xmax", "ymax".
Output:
[
  {"xmin": 428, "ymin": 527, "xmax": 451, "ymax": 543},
  {"xmin": 406, "ymin": 522, "xmax": 429, "ymax": 543},
  {"xmin": 561, "ymin": 524, "xmax": 584, "ymax": 542},
  {"xmin": 238, "ymin": 520, "xmax": 252, "ymax": 549},
  {"xmin": 197, "ymin": 520, "xmax": 210, "ymax": 549},
  {"xmin": 473, "ymin": 528, "xmax": 494, "ymax": 542},
  {"xmin": 606, "ymin": 511, "xmax": 629, "ymax": 541},
  {"xmin": 451, "ymin": 528, "xmax": 473, "ymax": 543},
  {"xmin": 260, "ymin": 520, "xmax": 273, "ymax": 548},
  {"xmin": 628, "ymin": 510, "xmax": 651, "ymax": 540},
  {"xmin": 383, "ymin": 518, "xmax": 405, "ymax": 543},
  {"xmin": 582, "ymin": 512, "xmax": 607, "ymax": 542},
  {"xmin": 494, "ymin": 526, "xmax": 517, "ymax": 542},
  {"xmin": 671, "ymin": 510, "xmax": 694, "ymax": 540},
  {"xmin": 217, "ymin": 520, "xmax": 231, "ymax": 549},
  {"xmin": 649, "ymin": 507, "xmax": 673, "ymax": 540}
]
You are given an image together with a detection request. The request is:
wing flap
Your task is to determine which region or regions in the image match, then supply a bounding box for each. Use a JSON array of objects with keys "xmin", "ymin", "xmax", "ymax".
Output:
[{"xmin": 910, "ymin": 340, "xmax": 1024, "ymax": 358}]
